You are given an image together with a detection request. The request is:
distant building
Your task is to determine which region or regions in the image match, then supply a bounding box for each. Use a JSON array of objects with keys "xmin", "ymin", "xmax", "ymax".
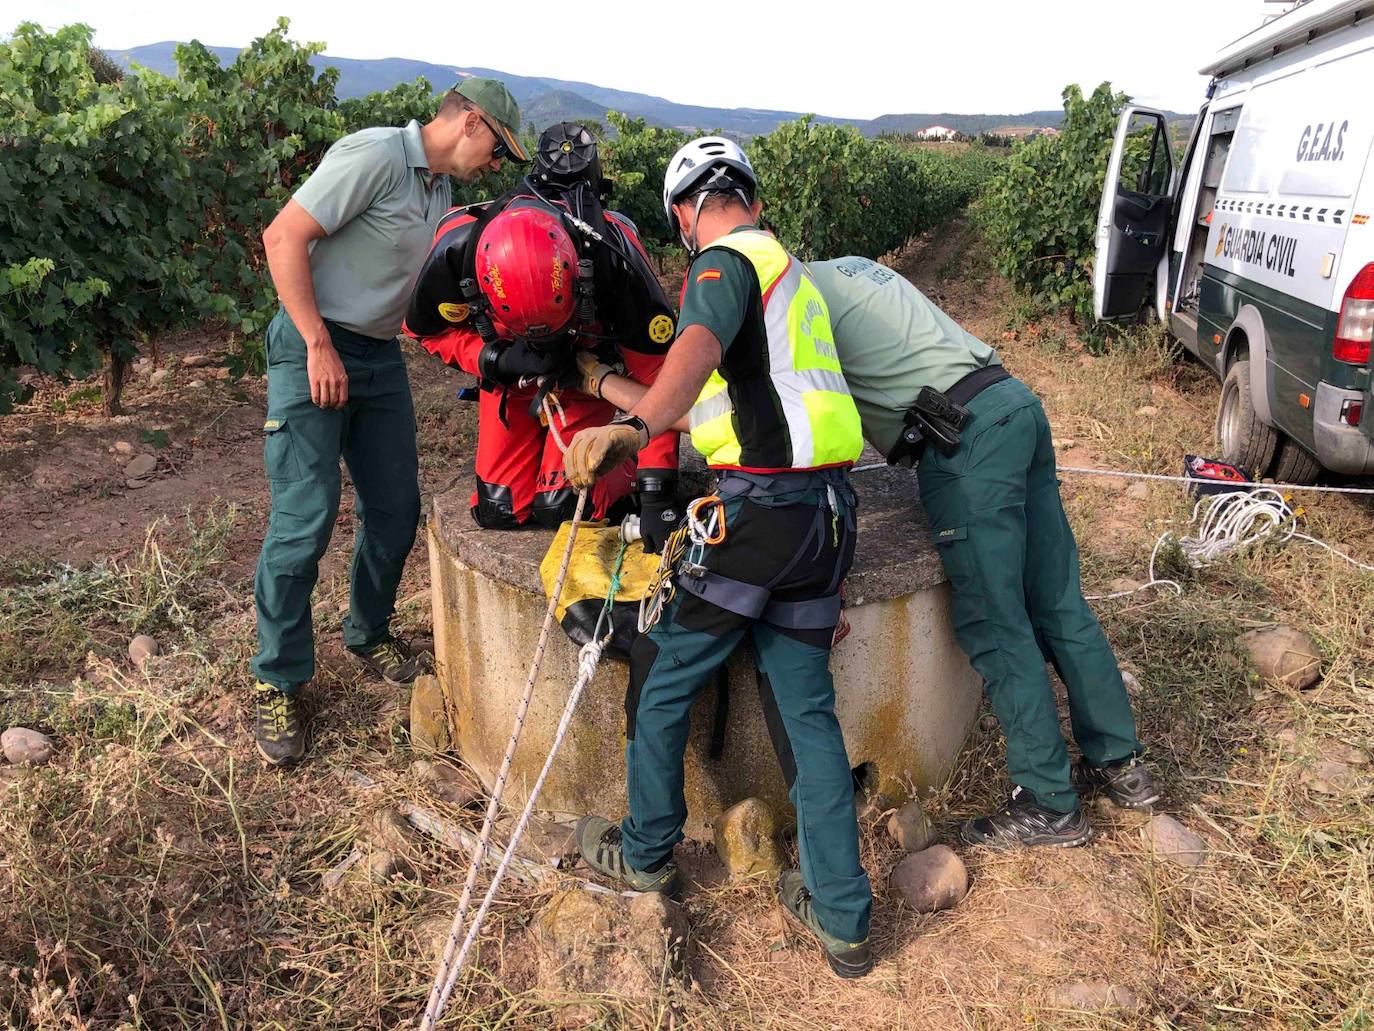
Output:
[{"xmin": 918, "ymin": 125, "xmax": 958, "ymax": 140}]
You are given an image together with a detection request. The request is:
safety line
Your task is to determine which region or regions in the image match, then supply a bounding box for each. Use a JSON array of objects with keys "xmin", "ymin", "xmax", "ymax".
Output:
[{"xmin": 851, "ymin": 461, "xmax": 1374, "ymax": 496}]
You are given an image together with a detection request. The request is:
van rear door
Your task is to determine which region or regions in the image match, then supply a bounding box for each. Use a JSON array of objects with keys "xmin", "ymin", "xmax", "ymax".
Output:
[{"xmin": 1094, "ymin": 107, "xmax": 1176, "ymax": 321}]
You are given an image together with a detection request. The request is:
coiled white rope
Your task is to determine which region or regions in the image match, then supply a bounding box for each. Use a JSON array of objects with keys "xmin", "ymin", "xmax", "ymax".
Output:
[{"xmin": 1083, "ymin": 486, "xmax": 1374, "ymax": 601}]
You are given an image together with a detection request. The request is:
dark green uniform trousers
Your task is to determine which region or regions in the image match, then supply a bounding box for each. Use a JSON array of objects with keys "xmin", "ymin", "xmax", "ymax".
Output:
[
  {"xmin": 917, "ymin": 377, "xmax": 1143, "ymax": 813},
  {"xmin": 621, "ymin": 477, "xmax": 872, "ymax": 945},
  {"xmin": 250, "ymin": 308, "xmax": 420, "ymax": 693}
]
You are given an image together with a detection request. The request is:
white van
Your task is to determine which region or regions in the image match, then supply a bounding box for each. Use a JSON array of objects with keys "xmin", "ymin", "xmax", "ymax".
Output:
[{"xmin": 1094, "ymin": 0, "xmax": 1374, "ymax": 481}]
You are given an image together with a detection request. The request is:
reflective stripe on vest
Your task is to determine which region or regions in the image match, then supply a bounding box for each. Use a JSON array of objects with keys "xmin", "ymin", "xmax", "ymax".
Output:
[{"xmin": 687, "ymin": 230, "xmax": 863, "ymax": 469}]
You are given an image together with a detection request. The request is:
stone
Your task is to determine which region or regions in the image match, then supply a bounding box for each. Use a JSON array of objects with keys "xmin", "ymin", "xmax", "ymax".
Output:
[
  {"xmin": 1135, "ymin": 405, "xmax": 1159, "ymax": 417},
  {"xmin": 181, "ymin": 353, "xmax": 217, "ymax": 368},
  {"xmin": 1051, "ymin": 981, "xmax": 1141, "ymax": 1011},
  {"xmin": 409, "ymin": 674, "xmax": 451, "ymax": 753},
  {"xmin": 148, "ymin": 368, "xmax": 169, "ymax": 387},
  {"xmin": 364, "ymin": 808, "xmax": 421, "ymax": 858},
  {"xmin": 1237, "ymin": 624, "xmax": 1322, "ymax": 690},
  {"xmin": 1121, "ymin": 670, "xmax": 1142, "ymax": 696},
  {"xmin": 1302, "ymin": 759, "xmax": 1358, "ymax": 796},
  {"xmin": 713, "ymin": 797, "xmax": 784, "ymax": 881},
  {"xmin": 125, "ymin": 479, "xmax": 150, "ymax": 490},
  {"xmin": 210, "ymin": 366, "xmax": 233, "ymax": 380},
  {"xmin": 363, "ymin": 848, "xmax": 411, "ymax": 884},
  {"xmin": 188, "ymin": 379, "xmax": 206, "ymax": 389},
  {"xmin": 887, "ymin": 801, "xmax": 937, "ymax": 853},
  {"xmin": 124, "ymin": 454, "xmax": 157, "ymax": 479},
  {"xmin": 1055, "ymin": 438, "xmax": 1077, "ymax": 450},
  {"xmin": 411, "ymin": 758, "xmax": 482, "ymax": 808},
  {"xmin": 2, "ymin": 727, "xmax": 55, "ymax": 766},
  {"xmin": 1142, "ymin": 814, "xmax": 1206, "ymax": 868},
  {"xmin": 979, "ymin": 713, "xmax": 1000, "ymax": 732},
  {"xmin": 1108, "ymin": 578, "xmax": 1145, "ymax": 596},
  {"xmin": 113, "ymin": 441, "xmax": 134, "ymax": 455},
  {"xmin": 127, "ymin": 634, "xmax": 160, "ymax": 667},
  {"xmin": 1125, "ymin": 482, "xmax": 1149, "ymax": 500},
  {"xmin": 889, "ymin": 845, "xmax": 968, "ymax": 913},
  {"xmin": 497, "ymin": 815, "xmax": 578, "ymax": 865},
  {"xmin": 535, "ymin": 888, "xmax": 688, "ymax": 1012}
]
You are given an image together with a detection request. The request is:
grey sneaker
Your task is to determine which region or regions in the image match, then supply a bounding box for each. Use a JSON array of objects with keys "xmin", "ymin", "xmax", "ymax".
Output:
[
  {"xmin": 253, "ymin": 680, "xmax": 305, "ymax": 766},
  {"xmin": 959, "ymin": 786, "xmax": 1093, "ymax": 848},
  {"xmin": 1073, "ymin": 757, "xmax": 1161, "ymax": 810},
  {"xmin": 777, "ymin": 870, "xmax": 874, "ymax": 979},
  {"xmin": 347, "ymin": 634, "xmax": 423, "ymax": 686},
  {"xmin": 575, "ymin": 815, "xmax": 679, "ymax": 894}
]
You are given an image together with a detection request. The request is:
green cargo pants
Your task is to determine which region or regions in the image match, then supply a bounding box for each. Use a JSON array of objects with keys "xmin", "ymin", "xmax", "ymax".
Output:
[
  {"xmin": 250, "ymin": 308, "xmax": 420, "ymax": 693},
  {"xmin": 917, "ymin": 377, "xmax": 1143, "ymax": 813},
  {"xmin": 621, "ymin": 476, "xmax": 872, "ymax": 945}
]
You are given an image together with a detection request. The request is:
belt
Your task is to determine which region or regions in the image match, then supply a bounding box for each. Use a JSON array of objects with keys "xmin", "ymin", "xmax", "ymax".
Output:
[{"xmin": 944, "ymin": 363, "xmax": 1011, "ymax": 407}]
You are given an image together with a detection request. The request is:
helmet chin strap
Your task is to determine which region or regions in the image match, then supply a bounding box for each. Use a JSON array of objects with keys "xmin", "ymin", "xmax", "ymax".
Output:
[{"xmin": 682, "ymin": 190, "xmax": 710, "ymax": 258}]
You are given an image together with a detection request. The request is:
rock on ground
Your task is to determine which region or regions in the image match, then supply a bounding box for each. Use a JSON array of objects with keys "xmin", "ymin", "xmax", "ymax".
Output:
[
  {"xmin": 2, "ymin": 727, "xmax": 55, "ymax": 766},
  {"xmin": 411, "ymin": 758, "xmax": 482, "ymax": 808},
  {"xmin": 713, "ymin": 797, "xmax": 784, "ymax": 881},
  {"xmin": 1302, "ymin": 759, "xmax": 1359, "ymax": 796},
  {"xmin": 534, "ymin": 888, "xmax": 689, "ymax": 1023},
  {"xmin": 128, "ymin": 634, "xmax": 160, "ymax": 666},
  {"xmin": 124, "ymin": 454, "xmax": 157, "ymax": 479},
  {"xmin": 409, "ymin": 674, "xmax": 451, "ymax": 752},
  {"xmin": 1051, "ymin": 981, "xmax": 1141, "ymax": 1011},
  {"xmin": 889, "ymin": 844, "xmax": 968, "ymax": 913},
  {"xmin": 1124, "ymin": 482, "xmax": 1149, "ymax": 500},
  {"xmin": 1237, "ymin": 624, "xmax": 1322, "ymax": 689},
  {"xmin": 1142, "ymin": 814, "xmax": 1207, "ymax": 868},
  {"xmin": 496, "ymin": 814, "xmax": 578, "ymax": 865},
  {"xmin": 887, "ymin": 801, "xmax": 937, "ymax": 853}
]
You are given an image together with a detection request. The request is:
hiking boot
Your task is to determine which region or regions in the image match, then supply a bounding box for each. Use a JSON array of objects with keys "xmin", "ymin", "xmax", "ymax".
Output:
[
  {"xmin": 347, "ymin": 634, "xmax": 424, "ymax": 686},
  {"xmin": 777, "ymin": 870, "xmax": 874, "ymax": 979},
  {"xmin": 253, "ymin": 680, "xmax": 305, "ymax": 766},
  {"xmin": 575, "ymin": 815, "xmax": 680, "ymax": 895},
  {"xmin": 1073, "ymin": 757, "xmax": 1161, "ymax": 810},
  {"xmin": 959, "ymin": 786, "xmax": 1093, "ymax": 848}
]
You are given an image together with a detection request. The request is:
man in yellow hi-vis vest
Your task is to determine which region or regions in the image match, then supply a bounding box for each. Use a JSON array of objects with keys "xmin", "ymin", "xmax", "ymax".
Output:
[{"xmin": 559, "ymin": 137, "xmax": 874, "ymax": 980}]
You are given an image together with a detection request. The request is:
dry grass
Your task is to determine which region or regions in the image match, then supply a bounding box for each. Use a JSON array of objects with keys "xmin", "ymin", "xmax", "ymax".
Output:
[{"xmin": 2, "ymin": 223, "xmax": 1372, "ymax": 1029}]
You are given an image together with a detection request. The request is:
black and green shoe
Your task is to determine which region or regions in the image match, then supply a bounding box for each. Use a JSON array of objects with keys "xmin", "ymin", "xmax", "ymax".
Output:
[
  {"xmin": 347, "ymin": 634, "xmax": 424, "ymax": 686},
  {"xmin": 575, "ymin": 815, "xmax": 680, "ymax": 895},
  {"xmin": 959, "ymin": 786, "xmax": 1093, "ymax": 848},
  {"xmin": 1073, "ymin": 757, "xmax": 1161, "ymax": 810},
  {"xmin": 253, "ymin": 680, "xmax": 305, "ymax": 766},
  {"xmin": 777, "ymin": 870, "xmax": 873, "ymax": 979}
]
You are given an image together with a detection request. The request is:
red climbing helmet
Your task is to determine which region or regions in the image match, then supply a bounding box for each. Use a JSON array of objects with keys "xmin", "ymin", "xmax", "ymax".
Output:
[{"xmin": 475, "ymin": 205, "xmax": 579, "ymax": 340}]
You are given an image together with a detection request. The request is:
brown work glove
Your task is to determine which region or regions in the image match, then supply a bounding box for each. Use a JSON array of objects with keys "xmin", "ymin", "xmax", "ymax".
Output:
[
  {"xmin": 564, "ymin": 418, "xmax": 650, "ymax": 489},
  {"xmin": 574, "ymin": 349, "xmax": 615, "ymax": 398}
]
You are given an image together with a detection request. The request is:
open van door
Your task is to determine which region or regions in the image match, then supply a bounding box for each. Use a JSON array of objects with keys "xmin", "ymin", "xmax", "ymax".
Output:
[{"xmin": 1094, "ymin": 107, "xmax": 1175, "ymax": 321}]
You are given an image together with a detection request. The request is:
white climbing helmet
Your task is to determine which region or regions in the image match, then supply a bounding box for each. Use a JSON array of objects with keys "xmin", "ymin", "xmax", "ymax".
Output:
[{"xmin": 661, "ymin": 136, "xmax": 757, "ymax": 245}]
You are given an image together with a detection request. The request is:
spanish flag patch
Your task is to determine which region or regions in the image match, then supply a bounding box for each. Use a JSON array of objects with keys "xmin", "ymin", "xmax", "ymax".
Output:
[{"xmin": 695, "ymin": 268, "xmax": 722, "ymax": 284}]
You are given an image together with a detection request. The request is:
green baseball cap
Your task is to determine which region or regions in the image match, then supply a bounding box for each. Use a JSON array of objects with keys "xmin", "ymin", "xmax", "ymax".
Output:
[{"xmin": 452, "ymin": 77, "xmax": 529, "ymax": 162}]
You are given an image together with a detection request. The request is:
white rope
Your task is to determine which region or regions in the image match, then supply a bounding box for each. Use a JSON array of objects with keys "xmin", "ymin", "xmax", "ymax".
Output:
[
  {"xmin": 851, "ymin": 460, "xmax": 1374, "ymax": 495},
  {"xmin": 419, "ymin": 386, "xmax": 585, "ymax": 1031},
  {"xmin": 1084, "ymin": 487, "xmax": 1374, "ymax": 601}
]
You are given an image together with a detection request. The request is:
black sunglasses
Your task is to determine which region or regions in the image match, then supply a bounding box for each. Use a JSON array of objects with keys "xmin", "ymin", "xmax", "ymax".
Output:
[{"xmin": 478, "ymin": 115, "xmax": 510, "ymax": 161}]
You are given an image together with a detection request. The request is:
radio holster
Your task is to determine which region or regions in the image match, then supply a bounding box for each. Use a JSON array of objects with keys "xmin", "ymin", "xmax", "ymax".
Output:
[{"xmin": 886, "ymin": 386, "xmax": 972, "ymax": 466}]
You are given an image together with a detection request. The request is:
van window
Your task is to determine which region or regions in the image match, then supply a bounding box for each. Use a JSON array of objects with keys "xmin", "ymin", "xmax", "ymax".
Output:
[{"xmin": 1222, "ymin": 106, "xmax": 1274, "ymax": 194}]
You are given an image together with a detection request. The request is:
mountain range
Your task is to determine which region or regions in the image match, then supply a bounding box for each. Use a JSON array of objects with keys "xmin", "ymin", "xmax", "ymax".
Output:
[{"xmin": 114, "ymin": 41, "xmax": 1093, "ymax": 138}]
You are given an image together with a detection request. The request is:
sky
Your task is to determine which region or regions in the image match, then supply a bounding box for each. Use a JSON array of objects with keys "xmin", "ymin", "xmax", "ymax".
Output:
[{"xmin": 29, "ymin": 0, "xmax": 1281, "ymax": 117}]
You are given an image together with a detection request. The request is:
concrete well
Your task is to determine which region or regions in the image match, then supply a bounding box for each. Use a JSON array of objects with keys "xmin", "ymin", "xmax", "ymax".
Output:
[{"xmin": 427, "ymin": 464, "xmax": 981, "ymax": 840}]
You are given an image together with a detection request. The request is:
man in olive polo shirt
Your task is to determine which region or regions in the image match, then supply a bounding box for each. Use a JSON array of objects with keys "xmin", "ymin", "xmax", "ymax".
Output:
[{"xmin": 251, "ymin": 78, "xmax": 528, "ymax": 766}]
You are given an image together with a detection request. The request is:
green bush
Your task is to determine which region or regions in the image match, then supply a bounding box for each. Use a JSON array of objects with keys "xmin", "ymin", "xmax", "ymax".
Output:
[{"xmin": 980, "ymin": 83, "xmax": 1127, "ymax": 325}]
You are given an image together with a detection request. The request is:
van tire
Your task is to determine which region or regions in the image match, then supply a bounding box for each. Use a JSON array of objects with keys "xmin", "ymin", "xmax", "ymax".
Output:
[
  {"xmin": 1216, "ymin": 360, "xmax": 1277, "ymax": 478},
  {"xmin": 1270, "ymin": 436, "xmax": 1321, "ymax": 485}
]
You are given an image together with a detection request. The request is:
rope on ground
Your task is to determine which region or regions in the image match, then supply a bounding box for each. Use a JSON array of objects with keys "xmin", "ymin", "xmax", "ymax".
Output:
[
  {"xmin": 1083, "ymin": 486, "xmax": 1374, "ymax": 601},
  {"xmin": 419, "ymin": 387, "xmax": 586, "ymax": 1031},
  {"xmin": 851, "ymin": 460, "xmax": 1374, "ymax": 495}
]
